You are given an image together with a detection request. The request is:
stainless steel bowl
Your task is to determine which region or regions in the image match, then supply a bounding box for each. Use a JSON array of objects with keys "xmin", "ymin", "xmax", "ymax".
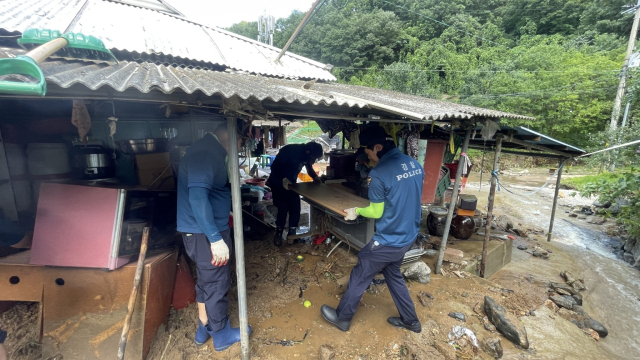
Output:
[{"xmin": 117, "ymin": 138, "xmax": 169, "ymax": 154}]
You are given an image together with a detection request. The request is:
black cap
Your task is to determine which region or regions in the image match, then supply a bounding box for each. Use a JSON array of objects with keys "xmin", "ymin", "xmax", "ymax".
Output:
[{"xmin": 359, "ymin": 126, "xmax": 393, "ymax": 149}]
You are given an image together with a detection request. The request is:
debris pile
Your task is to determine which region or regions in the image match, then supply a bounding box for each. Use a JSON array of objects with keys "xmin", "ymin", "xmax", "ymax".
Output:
[{"xmin": 546, "ymin": 271, "xmax": 608, "ymax": 339}]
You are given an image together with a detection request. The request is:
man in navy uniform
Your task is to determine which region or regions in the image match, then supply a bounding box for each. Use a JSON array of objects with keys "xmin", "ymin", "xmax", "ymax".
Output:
[
  {"xmin": 321, "ymin": 126, "xmax": 424, "ymax": 333},
  {"xmin": 266, "ymin": 141, "xmax": 324, "ymax": 246},
  {"xmin": 177, "ymin": 125, "xmax": 250, "ymax": 351}
]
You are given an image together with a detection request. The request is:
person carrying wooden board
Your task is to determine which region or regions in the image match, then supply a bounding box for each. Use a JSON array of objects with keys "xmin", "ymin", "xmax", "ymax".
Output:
[
  {"xmin": 266, "ymin": 141, "xmax": 324, "ymax": 246},
  {"xmin": 321, "ymin": 126, "xmax": 424, "ymax": 333}
]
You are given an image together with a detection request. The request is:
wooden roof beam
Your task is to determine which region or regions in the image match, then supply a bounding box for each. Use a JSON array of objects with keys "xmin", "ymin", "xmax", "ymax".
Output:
[{"xmin": 504, "ymin": 134, "xmax": 572, "ymax": 157}]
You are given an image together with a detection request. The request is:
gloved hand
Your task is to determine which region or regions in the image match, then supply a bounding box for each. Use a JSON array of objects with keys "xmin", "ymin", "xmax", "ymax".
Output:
[
  {"xmin": 282, "ymin": 178, "xmax": 292, "ymax": 190},
  {"xmin": 210, "ymin": 240, "xmax": 229, "ymax": 266},
  {"xmin": 343, "ymin": 207, "xmax": 358, "ymax": 221},
  {"xmin": 313, "ymin": 177, "xmax": 322, "ymax": 183}
]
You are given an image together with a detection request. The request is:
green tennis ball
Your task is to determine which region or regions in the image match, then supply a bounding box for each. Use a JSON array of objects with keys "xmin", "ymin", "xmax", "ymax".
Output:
[{"xmin": 303, "ymin": 300, "xmax": 312, "ymax": 308}]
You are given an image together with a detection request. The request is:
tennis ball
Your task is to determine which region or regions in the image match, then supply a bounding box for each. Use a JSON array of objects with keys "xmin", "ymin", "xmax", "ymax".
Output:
[
  {"xmin": 303, "ymin": 300, "xmax": 312, "ymax": 308},
  {"xmin": 296, "ymin": 255, "xmax": 304, "ymax": 262}
]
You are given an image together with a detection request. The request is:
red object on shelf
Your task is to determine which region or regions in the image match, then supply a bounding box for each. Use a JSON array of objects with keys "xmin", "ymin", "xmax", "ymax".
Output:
[
  {"xmin": 245, "ymin": 178, "xmax": 266, "ymax": 187},
  {"xmin": 172, "ymin": 254, "xmax": 196, "ymax": 311}
]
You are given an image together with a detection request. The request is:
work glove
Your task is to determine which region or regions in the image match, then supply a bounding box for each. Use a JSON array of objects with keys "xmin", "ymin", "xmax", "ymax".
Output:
[
  {"xmin": 210, "ymin": 240, "xmax": 229, "ymax": 266},
  {"xmin": 282, "ymin": 178, "xmax": 292, "ymax": 190},
  {"xmin": 343, "ymin": 207, "xmax": 358, "ymax": 221}
]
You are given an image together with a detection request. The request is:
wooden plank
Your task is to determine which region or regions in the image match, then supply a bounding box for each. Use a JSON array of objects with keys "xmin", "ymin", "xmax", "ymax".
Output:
[
  {"xmin": 289, "ymin": 182, "xmax": 369, "ymax": 215},
  {"xmin": 325, "ymin": 182, "xmax": 357, "ymax": 195}
]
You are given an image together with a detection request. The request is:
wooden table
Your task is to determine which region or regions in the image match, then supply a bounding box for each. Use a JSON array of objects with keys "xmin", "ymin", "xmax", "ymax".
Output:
[
  {"xmin": 289, "ymin": 182, "xmax": 369, "ymax": 215},
  {"xmin": 289, "ymin": 182, "xmax": 373, "ymax": 249}
]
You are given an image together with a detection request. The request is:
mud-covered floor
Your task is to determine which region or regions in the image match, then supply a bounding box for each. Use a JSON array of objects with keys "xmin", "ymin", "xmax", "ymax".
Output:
[{"xmin": 2, "ymin": 171, "xmax": 636, "ymax": 359}]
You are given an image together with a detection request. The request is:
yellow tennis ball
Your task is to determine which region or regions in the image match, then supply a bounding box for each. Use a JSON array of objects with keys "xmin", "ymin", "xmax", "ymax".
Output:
[
  {"xmin": 296, "ymin": 255, "xmax": 304, "ymax": 262},
  {"xmin": 303, "ymin": 300, "xmax": 312, "ymax": 308}
]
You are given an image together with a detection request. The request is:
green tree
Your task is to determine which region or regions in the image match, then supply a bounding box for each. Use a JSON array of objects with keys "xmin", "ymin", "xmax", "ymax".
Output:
[{"xmin": 226, "ymin": 21, "xmax": 259, "ymax": 41}]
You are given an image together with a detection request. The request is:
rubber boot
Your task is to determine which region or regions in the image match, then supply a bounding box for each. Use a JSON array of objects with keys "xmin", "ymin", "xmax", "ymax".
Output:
[
  {"xmin": 208, "ymin": 319, "xmax": 251, "ymax": 352},
  {"xmin": 194, "ymin": 320, "xmax": 210, "ymax": 346},
  {"xmin": 286, "ymin": 226, "xmax": 297, "ymax": 244},
  {"xmin": 273, "ymin": 228, "xmax": 283, "ymax": 247}
]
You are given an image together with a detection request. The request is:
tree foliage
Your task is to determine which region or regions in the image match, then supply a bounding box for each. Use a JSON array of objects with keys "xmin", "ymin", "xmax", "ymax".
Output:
[{"xmin": 226, "ymin": 0, "xmax": 640, "ymax": 156}]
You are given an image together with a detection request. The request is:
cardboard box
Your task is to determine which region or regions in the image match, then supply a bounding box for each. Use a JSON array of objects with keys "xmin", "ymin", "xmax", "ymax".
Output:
[{"xmin": 135, "ymin": 152, "xmax": 175, "ymax": 190}]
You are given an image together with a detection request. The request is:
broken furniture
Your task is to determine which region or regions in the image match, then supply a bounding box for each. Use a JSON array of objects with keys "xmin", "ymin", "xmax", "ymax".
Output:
[
  {"xmin": 0, "ymin": 248, "xmax": 178, "ymax": 359},
  {"xmin": 30, "ymin": 182, "xmax": 176, "ymax": 270}
]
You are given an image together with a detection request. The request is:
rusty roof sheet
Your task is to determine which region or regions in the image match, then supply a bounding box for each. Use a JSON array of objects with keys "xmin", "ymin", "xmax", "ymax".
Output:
[
  {"xmin": 0, "ymin": 48, "xmax": 534, "ymax": 121},
  {"xmin": 0, "ymin": 0, "xmax": 335, "ymax": 80}
]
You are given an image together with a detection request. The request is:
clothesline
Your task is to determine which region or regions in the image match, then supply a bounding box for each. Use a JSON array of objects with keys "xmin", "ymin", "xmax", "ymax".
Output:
[{"xmin": 491, "ymin": 161, "xmax": 565, "ymax": 197}]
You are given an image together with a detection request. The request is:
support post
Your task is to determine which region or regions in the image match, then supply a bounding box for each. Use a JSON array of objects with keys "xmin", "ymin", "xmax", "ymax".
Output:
[
  {"xmin": 611, "ymin": 100, "xmax": 632, "ymax": 172},
  {"xmin": 227, "ymin": 117, "xmax": 250, "ymax": 359},
  {"xmin": 480, "ymin": 135, "xmax": 502, "ymax": 278},
  {"xmin": 435, "ymin": 127, "xmax": 472, "ymax": 274},
  {"xmin": 547, "ymin": 159, "xmax": 565, "ymax": 242}
]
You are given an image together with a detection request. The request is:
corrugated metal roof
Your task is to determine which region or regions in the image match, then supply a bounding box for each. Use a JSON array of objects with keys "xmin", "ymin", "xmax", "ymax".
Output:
[
  {"xmin": 0, "ymin": 0, "xmax": 336, "ymax": 80},
  {"xmin": 0, "ymin": 48, "xmax": 535, "ymax": 121},
  {"xmin": 465, "ymin": 125, "xmax": 585, "ymax": 155},
  {"xmin": 511, "ymin": 126, "xmax": 585, "ymax": 154}
]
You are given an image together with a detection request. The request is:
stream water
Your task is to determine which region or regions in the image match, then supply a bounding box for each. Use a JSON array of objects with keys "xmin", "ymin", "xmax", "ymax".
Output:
[{"xmin": 466, "ymin": 173, "xmax": 640, "ymax": 359}]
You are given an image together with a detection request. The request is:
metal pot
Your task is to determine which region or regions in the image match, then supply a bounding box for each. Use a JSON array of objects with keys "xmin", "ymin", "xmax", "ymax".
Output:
[
  {"xmin": 117, "ymin": 138, "xmax": 169, "ymax": 154},
  {"xmin": 70, "ymin": 146, "xmax": 115, "ymax": 180},
  {"xmin": 426, "ymin": 206, "xmax": 448, "ymax": 237}
]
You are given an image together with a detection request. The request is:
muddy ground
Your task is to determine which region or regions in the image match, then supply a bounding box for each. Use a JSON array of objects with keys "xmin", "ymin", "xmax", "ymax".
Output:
[{"xmin": 1, "ymin": 170, "xmax": 638, "ymax": 359}]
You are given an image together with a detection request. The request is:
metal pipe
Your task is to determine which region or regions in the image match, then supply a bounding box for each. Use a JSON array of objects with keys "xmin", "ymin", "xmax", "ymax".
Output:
[
  {"xmin": 547, "ymin": 159, "xmax": 565, "ymax": 242},
  {"xmin": 435, "ymin": 127, "xmax": 472, "ymax": 274},
  {"xmin": 274, "ymin": 0, "xmax": 323, "ymax": 62},
  {"xmin": 227, "ymin": 117, "xmax": 250, "ymax": 359},
  {"xmin": 480, "ymin": 135, "xmax": 502, "ymax": 278}
]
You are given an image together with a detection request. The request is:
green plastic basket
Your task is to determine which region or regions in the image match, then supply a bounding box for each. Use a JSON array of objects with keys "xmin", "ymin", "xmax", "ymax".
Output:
[{"xmin": 435, "ymin": 166, "xmax": 450, "ymax": 198}]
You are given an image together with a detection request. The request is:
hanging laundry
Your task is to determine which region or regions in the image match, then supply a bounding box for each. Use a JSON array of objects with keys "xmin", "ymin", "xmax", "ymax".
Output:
[
  {"xmin": 71, "ymin": 100, "xmax": 92, "ymax": 142},
  {"xmin": 396, "ymin": 128, "xmax": 409, "ymax": 154},
  {"xmin": 481, "ymin": 120, "xmax": 500, "ymax": 140},
  {"xmin": 384, "ymin": 122, "xmax": 405, "ymax": 144},
  {"xmin": 273, "ymin": 126, "xmax": 287, "ymax": 147},
  {"xmin": 406, "ymin": 129, "xmax": 420, "ymax": 160},
  {"xmin": 349, "ymin": 128, "xmax": 361, "ymax": 149},
  {"xmin": 316, "ymin": 119, "xmax": 358, "ymax": 138}
]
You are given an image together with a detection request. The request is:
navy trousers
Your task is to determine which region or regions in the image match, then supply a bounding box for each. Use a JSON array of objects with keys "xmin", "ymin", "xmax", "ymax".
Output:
[
  {"xmin": 182, "ymin": 229, "xmax": 232, "ymax": 332},
  {"xmin": 272, "ymin": 185, "xmax": 301, "ymax": 229},
  {"xmin": 336, "ymin": 240, "xmax": 419, "ymax": 324}
]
